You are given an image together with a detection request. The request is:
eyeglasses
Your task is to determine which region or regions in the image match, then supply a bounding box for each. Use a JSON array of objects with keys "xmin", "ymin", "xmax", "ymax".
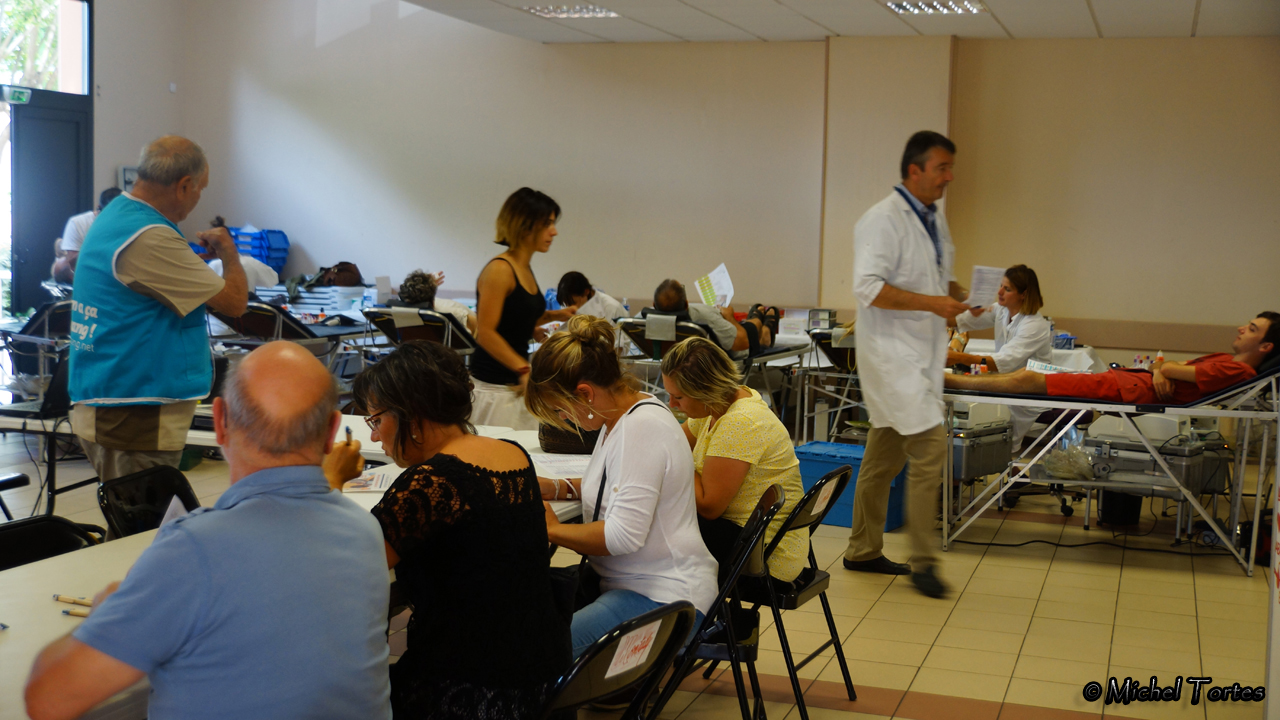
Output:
[{"xmin": 365, "ymin": 409, "xmax": 388, "ymax": 432}]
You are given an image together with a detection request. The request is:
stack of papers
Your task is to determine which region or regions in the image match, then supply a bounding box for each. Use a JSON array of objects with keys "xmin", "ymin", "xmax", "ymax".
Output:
[
  {"xmin": 342, "ymin": 464, "xmax": 400, "ymax": 493},
  {"xmin": 531, "ymin": 453, "xmax": 591, "ymax": 480},
  {"xmin": 1026, "ymin": 359, "xmax": 1084, "ymax": 375}
]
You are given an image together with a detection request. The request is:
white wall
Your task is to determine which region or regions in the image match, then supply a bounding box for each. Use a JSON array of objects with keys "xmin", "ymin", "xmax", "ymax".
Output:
[
  {"xmin": 92, "ymin": 0, "xmax": 186, "ymax": 197},
  {"xmin": 175, "ymin": 0, "xmax": 826, "ymax": 307}
]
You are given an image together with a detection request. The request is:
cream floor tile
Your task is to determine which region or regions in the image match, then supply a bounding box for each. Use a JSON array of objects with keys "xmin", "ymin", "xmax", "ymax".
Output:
[
  {"xmin": 1100, "ymin": 694, "xmax": 1205, "ymax": 720},
  {"xmin": 1051, "ymin": 547, "xmax": 1125, "ymax": 568},
  {"xmin": 849, "ymin": 618, "xmax": 941, "ymax": 645},
  {"xmin": 1026, "ymin": 616, "xmax": 1115, "ymax": 643},
  {"xmin": 933, "ymin": 625, "xmax": 1025, "ymax": 654},
  {"xmin": 1198, "ymin": 634, "xmax": 1265, "ymax": 661},
  {"xmin": 1109, "ymin": 644, "xmax": 1201, "ymax": 675},
  {"xmin": 920, "ymin": 645, "xmax": 1017, "ymax": 677},
  {"xmin": 962, "ymin": 576, "xmax": 1045, "ymax": 600},
  {"xmin": 677, "ymin": 692, "xmax": 793, "ymax": 720},
  {"xmin": 908, "ymin": 667, "xmax": 1010, "ymax": 701},
  {"xmin": 1194, "ymin": 584, "xmax": 1268, "ymax": 607},
  {"xmin": 653, "ymin": 689, "xmax": 698, "ymax": 719},
  {"xmin": 825, "ymin": 580, "xmax": 896, "ymax": 602},
  {"xmin": 1004, "ymin": 677, "xmax": 1100, "ymax": 713},
  {"xmin": 1034, "ymin": 599, "xmax": 1116, "ymax": 625},
  {"xmin": 771, "ymin": 609, "xmax": 854, "ymax": 637},
  {"xmin": 864, "ymin": 601, "xmax": 952, "ymax": 626},
  {"xmin": 1203, "ymin": 703, "xmax": 1265, "ymax": 720},
  {"xmin": 945, "ymin": 608, "xmax": 1032, "ymax": 635},
  {"xmin": 759, "ymin": 629, "xmax": 838, "ymax": 655},
  {"xmin": 1196, "ymin": 617, "xmax": 1266, "ymax": 641},
  {"xmin": 972, "ymin": 562, "xmax": 1048, "ymax": 583},
  {"xmin": 1117, "ymin": 592, "xmax": 1197, "ymax": 616},
  {"xmin": 1192, "ymin": 567, "xmax": 1270, "ymax": 590},
  {"xmin": 954, "ymin": 592, "xmax": 1038, "ymax": 616},
  {"xmin": 1200, "ymin": 655, "xmax": 1266, "ymax": 685},
  {"xmin": 816, "ymin": 657, "xmax": 918, "ymax": 690},
  {"xmin": 1044, "ymin": 569, "xmax": 1122, "ymax": 592},
  {"xmin": 783, "ymin": 708, "xmax": 892, "ymax": 720},
  {"xmin": 980, "ymin": 547, "xmax": 1056, "ymax": 569},
  {"xmin": 1013, "ymin": 655, "xmax": 1108, "ymax": 687},
  {"xmin": 877, "ymin": 580, "xmax": 959, "ymax": 608},
  {"xmin": 1113, "ymin": 608, "xmax": 1199, "ymax": 635},
  {"xmin": 1020, "ymin": 634, "xmax": 1110, "ymax": 664},
  {"xmin": 1110, "ymin": 625, "xmax": 1197, "ymax": 653},
  {"xmin": 1038, "ymin": 583, "xmax": 1120, "ymax": 607},
  {"xmin": 1118, "ymin": 576, "xmax": 1196, "ymax": 599},
  {"xmin": 752, "ymin": 649, "xmax": 831, "ymax": 680},
  {"xmin": 1195, "ymin": 601, "xmax": 1267, "ymax": 623},
  {"xmin": 839, "ymin": 637, "xmax": 931, "ymax": 666},
  {"xmin": 1119, "ymin": 564, "xmax": 1191, "ymax": 584},
  {"xmin": 794, "ymin": 595, "xmax": 875, "ymax": 618}
]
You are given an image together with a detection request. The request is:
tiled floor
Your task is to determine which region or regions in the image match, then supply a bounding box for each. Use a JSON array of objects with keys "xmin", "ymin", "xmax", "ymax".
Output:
[{"xmin": 2, "ymin": 432, "xmax": 1270, "ymax": 720}]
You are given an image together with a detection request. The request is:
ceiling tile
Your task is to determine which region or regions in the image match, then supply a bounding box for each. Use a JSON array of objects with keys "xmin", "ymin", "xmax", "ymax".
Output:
[
  {"xmin": 551, "ymin": 16, "xmax": 684, "ymax": 41},
  {"xmin": 1195, "ymin": 0, "xmax": 1280, "ymax": 35},
  {"xmin": 408, "ymin": 0, "xmax": 609, "ymax": 41},
  {"xmin": 602, "ymin": 3, "xmax": 760, "ymax": 40},
  {"xmin": 680, "ymin": 0, "xmax": 833, "ymax": 40},
  {"xmin": 983, "ymin": 0, "xmax": 1098, "ymax": 38},
  {"xmin": 896, "ymin": 11, "xmax": 1009, "ymax": 37},
  {"xmin": 779, "ymin": 0, "xmax": 919, "ymax": 35},
  {"xmin": 1091, "ymin": 0, "xmax": 1197, "ymax": 36}
]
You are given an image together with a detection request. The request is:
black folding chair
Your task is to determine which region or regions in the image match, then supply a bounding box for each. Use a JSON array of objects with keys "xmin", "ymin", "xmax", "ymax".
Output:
[
  {"xmin": 646, "ymin": 484, "xmax": 785, "ymax": 720},
  {"xmin": 362, "ymin": 307, "xmax": 477, "ymax": 355},
  {"xmin": 0, "ymin": 515, "xmax": 102, "ymax": 571},
  {"xmin": 97, "ymin": 465, "xmax": 200, "ymax": 538},
  {"xmin": 0, "ymin": 473, "xmax": 30, "ymax": 521},
  {"xmin": 726, "ymin": 465, "xmax": 858, "ymax": 720},
  {"xmin": 538, "ymin": 600, "xmax": 697, "ymax": 720}
]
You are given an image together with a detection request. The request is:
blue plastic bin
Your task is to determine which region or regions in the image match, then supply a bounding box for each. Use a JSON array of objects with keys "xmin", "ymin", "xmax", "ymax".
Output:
[{"xmin": 795, "ymin": 442, "xmax": 905, "ymax": 531}]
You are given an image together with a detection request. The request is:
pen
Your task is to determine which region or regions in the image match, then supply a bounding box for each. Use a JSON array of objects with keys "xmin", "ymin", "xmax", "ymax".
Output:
[
  {"xmin": 0, "ymin": 622, "xmax": 8, "ymax": 630},
  {"xmin": 62, "ymin": 608, "xmax": 90, "ymax": 618},
  {"xmin": 345, "ymin": 426, "xmax": 353, "ymax": 444},
  {"xmin": 53, "ymin": 594, "xmax": 93, "ymax": 607}
]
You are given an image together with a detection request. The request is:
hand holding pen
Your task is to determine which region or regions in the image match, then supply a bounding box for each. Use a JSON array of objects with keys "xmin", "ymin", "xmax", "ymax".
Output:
[{"xmin": 323, "ymin": 426, "xmax": 365, "ymax": 491}]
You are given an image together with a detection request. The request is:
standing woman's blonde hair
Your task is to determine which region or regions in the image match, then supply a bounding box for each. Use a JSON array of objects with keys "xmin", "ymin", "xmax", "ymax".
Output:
[
  {"xmin": 495, "ymin": 187, "xmax": 561, "ymax": 248},
  {"xmin": 661, "ymin": 337, "xmax": 743, "ymax": 415},
  {"xmin": 525, "ymin": 315, "xmax": 636, "ymax": 430}
]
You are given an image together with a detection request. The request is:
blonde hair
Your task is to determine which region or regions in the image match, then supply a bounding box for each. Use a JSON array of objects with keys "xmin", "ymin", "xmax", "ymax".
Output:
[
  {"xmin": 495, "ymin": 187, "xmax": 560, "ymax": 248},
  {"xmin": 525, "ymin": 315, "xmax": 635, "ymax": 430},
  {"xmin": 660, "ymin": 337, "xmax": 743, "ymax": 415}
]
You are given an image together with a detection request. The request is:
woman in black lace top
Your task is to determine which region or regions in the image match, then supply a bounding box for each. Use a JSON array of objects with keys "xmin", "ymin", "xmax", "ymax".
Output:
[{"xmin": 323, "ymin": 340, "xmax": 570, "ymax": 720}]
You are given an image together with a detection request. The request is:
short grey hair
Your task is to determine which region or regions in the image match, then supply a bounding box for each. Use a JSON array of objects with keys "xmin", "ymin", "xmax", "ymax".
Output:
[
  {"xmin": 222, "ymin": 367, "xmax": 339, "ymax": 456},
  {"xmin": 136, "ymin": 137, "xmax": 208, "ymax": 187}
]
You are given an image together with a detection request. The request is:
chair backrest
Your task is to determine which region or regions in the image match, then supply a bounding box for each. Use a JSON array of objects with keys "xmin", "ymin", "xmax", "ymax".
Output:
[
  {"xmin": 364, "ymin": 307, "xmax": 475, "ymax": 353},
  {"xmin": 97, "ymin": 466, "xmax": 201, "ymax": 538},
  {"xmin": 0, "ymin": 515, "xmax": 100, "ymax": 571},
  {"xmin": 810, "ymin": 329, "xmax": 856, "ymax": 373},
  {"xmin": 212, "ymin": 302, "xmax": 317, "ymax": 341},
  {"xmin": 761, "ymin": 465, "xmax": 852, "ymax": 564},
  {"xmin": 540, "ymin": 600, "xmax": 697, "ymax": 719},
  {"xmin": 616, "ymin": 317, "xmax": 713, "ymax": 361},
  {"xmin": 739, "ymin": 484, "xmax": 787, "ymax": 579}
]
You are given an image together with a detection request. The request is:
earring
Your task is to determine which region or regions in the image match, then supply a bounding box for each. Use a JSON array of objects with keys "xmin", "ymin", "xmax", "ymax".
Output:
[{"xmin": 587, "ymin": 413, "xmax": 594, "ymax": 420}]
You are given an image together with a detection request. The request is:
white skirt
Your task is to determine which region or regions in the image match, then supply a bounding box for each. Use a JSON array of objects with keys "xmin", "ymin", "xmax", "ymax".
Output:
[{"xmin": 470, "ymin": 377, "xmax": 540, "ymax": 431}]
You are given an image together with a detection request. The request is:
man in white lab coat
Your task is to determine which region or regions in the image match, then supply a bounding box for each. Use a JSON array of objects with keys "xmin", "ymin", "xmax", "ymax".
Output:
[{"xmin": 843, "ymin": 131, "xmax": 971, "ymax": 599}]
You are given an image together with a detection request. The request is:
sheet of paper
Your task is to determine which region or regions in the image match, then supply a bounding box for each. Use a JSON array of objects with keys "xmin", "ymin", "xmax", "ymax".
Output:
[
  {"xmin": 1026, "ymin": 359, "xmax": 1081, "ymax": 375},
  {"xmin": 530, "ymin": 452, "xmax": 592, "ymax": 480},
  {"xmin": 604, "ymin": 619, "xmax": 661, "ymax": 679},
  {"xmin": 343, "ymin": 463, "xmax": 399, "ymax": 493},
  {"xmin": 694, "ymin": 263, "xmax": 734, "ymax": 308},
  {"xmin": 159, "ymin": 496, "xmax": 187, "ymax": 526},
  {"xmin": 375, "ymin": 276, "xmax": 394, "ymax": 305},
  {"xmin": 967, "ymin": 265, "xmax": 1005, "ymax": 308}
]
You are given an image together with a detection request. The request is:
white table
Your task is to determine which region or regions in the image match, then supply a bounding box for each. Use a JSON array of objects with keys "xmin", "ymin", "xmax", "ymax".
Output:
[{"xmin": 0, "ymin": 531, "xmax": 156, "ymax": 720}]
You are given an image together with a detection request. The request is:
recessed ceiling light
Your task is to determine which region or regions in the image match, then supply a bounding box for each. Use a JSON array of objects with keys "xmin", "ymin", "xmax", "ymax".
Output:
[
  {"xmin": 886, "ymin": 0, "xmax": 987, "ymax": 15},
  {"xmin": 523, "ymin": 5, "xmax": 620, "ymax": 19}
]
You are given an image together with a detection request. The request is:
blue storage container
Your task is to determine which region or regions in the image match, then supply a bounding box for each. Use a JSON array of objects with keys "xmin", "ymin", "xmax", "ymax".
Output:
[{"xmin": 795, "ymin": 441, "xmax": 905, "ymax": 531}]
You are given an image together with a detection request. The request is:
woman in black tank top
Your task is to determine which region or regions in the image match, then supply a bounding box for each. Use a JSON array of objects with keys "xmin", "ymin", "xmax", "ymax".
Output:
[{"xmin": 471, "ymin": 188, "xmax": 576, "ymax": 427}]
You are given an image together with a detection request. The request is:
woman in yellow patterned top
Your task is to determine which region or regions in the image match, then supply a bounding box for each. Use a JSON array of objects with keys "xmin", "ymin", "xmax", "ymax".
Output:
[{"xmin": 660, "ymin": 337, "xmax": 809, "ymax": 589}]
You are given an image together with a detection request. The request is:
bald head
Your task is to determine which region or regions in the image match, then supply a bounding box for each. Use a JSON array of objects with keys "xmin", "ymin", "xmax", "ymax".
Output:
[
  {"xmin": 223, "ymin": 342, "xmax": 339, "ymax": 457},
  {"xmin": 654, "ymin": 279, "xmax": 687, "ymax": 313},
  {"xmin": 137, "ymin": 135, "xmax": 207, "ymax": 187}
]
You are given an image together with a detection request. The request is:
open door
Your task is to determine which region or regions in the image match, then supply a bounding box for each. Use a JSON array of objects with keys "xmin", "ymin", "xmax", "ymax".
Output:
[{"xmin": 9, "ymin": 89, "xmax": 92, "ymax": 314}]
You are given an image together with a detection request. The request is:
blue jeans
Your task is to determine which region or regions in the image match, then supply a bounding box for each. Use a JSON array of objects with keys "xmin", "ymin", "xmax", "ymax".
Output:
[{"xmin": 571, "ymin": 589, "xmax": 704, "ymax": 658}]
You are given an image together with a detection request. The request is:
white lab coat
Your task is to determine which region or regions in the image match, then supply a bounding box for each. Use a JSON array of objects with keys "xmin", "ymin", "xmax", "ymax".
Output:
[
  {"xmin": 957, "ymin": 305, "xmax": 1053, "ymax": 444},
  {"xmin": 577, "ymin": 289, "xmax": 626, "ymax": 320},
  {"xmin": 853, "ymin": 190, "xmax": 955, "ymax": 436}
]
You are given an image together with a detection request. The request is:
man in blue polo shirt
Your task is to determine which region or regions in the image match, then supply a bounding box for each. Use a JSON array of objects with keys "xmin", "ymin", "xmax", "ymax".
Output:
[{"xmin": 25, "ymin": 342, "xmax": 392, "ymax": 720}]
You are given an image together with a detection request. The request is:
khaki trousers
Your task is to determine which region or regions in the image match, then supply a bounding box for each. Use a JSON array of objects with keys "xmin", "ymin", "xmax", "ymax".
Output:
[
  {"xmin": 845, "ymin": 424, "xmax": 947, "ymax": 570},
  {"xmin": 80, "ymin": 439, "xmax": 184, "ymax": 483}
]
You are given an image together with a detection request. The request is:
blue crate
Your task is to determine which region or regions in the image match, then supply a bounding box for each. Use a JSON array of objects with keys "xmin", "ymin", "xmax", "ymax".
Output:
[{"xmin": 795, "ymin": 442, "xmax": 905, "ymax": 530}]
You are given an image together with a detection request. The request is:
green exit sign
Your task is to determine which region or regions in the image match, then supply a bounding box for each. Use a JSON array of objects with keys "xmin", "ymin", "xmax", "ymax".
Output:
[{"xmin": 3, "ymin": 86, "xmax": 31, "ymax": 104}]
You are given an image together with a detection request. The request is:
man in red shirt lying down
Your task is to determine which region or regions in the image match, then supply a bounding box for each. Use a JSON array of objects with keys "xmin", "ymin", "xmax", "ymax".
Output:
[{"xmin": 945, "ymin": 313, "xmax": 1279, "ymax": 405}]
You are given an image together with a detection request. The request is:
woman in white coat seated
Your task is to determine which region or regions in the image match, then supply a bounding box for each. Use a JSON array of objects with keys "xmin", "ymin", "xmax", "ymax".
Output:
[{"xmin": 948, "ymin": 264, "xmax": 1052, "ymax": 445}]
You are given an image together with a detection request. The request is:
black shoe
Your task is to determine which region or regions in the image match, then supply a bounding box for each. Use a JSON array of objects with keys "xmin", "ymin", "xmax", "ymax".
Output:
[
  {"xmin": 911, "ymin": 566, "xmax": 949, "ymax": 599},
  {"xmin": 843, "ymin": 555, "xmax": 910, "ymax": 575}
]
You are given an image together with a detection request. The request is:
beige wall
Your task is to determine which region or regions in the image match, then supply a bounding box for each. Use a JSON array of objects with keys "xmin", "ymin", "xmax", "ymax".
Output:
[
  {"xmin": 948, "ymin": 38, "xmax": 1280, "ymax": 344},
  {"xmin": 175, "ymin": 0, "xmax": 826, "ymax": 307},
  {"xmin": 93, "ymin": 0, "xmax": 186, "ymax": 196},
  {"xmin": 819, "ymin": 36, "xmax": 954, "ymax": 313}
]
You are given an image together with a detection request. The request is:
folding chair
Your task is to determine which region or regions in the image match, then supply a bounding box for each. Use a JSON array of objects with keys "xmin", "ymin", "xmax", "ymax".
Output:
[
  {"xmin": 0, "ymin": 515, "xmax": 103, "ymax": 571},
  {"xmin": 727, "ymin": 465, "xmax": 858, "ymax": 720},
  {"xmin": 617, "ymin": 313, "xmax": 716, "ymax": 362},
  {"xmin": 97, "ymin": 465, "xmax": 200, "ymax": 538},
  {"xmin": 539, "ymin": 600, "xmax": 697, "ymax": 720},
  {"xmin": 0, "ymin": 473, "xmax": 30, "ymax": 521},
  {"xmin": 646, "ymin": 484, "xmax": 785, "ymax": 720},
  {"xmin": 362, "ymin": 307, "xmax": 477, "ymax": 355},
  {"xmin": 1, "ymin": 300, "xmax": 71, "ymax": 379},
  {"xmin": 210, "ymin": 301, "xmax": 341, "ymax": 365}
]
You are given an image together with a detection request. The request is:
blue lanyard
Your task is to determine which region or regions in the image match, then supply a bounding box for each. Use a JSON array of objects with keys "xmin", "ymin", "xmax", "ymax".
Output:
[{"xmin": 894, "ymin": 186, "xmax": 942, "ymax": 268}]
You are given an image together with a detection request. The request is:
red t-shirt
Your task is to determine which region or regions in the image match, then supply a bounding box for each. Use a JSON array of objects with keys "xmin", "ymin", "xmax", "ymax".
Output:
[{"xmin": 1045, "ymin": 353, "xmax": 1256, "ymax": 404}]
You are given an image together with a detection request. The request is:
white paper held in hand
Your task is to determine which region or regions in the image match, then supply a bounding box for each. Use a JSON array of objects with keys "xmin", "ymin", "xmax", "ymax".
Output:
[
  {"xmin": 694, "ymin": 263, "xmax": 734, "ymax": 308},
  {"xmin": 967, "ymin": 265, "xmax": 1005, "ymax": 308},
  {"xmin": 604, "ymin": 619, "xmax": 662, "ymax": 679}
]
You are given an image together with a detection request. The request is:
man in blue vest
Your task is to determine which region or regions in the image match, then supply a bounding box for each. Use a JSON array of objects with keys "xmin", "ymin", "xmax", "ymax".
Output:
[{"xmin": 69, "ymin": 135, "xmax": 248, "ymax": 481}]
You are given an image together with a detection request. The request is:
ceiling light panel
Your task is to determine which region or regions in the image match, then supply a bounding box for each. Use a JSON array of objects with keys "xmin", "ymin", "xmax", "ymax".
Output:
[
  {"xmin": 885, "ymin": 0, "xmax": 987, "ymax": 15},
  {"xmin": 523, "ymin": 5, "xmax": 620, "ymax": 19}
]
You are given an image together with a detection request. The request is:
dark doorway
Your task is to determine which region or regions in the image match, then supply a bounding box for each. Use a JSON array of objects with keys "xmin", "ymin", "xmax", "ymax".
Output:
[{"xmin": 9, "ymin": 89, "xmax": 92, "ymax": 314}]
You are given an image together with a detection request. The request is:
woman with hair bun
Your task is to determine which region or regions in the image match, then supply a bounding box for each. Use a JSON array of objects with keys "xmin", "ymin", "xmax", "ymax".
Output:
[
  {"xmin": 324, "ymin": 340, "xmax": 570, "ymax": 719},
  {"xmin": 525, "ymin": 315, "xmax": 718, "ymax": 657},
  {"xmin": 471, "ymin": 188, "xmax": 577, "ymax": 430}
]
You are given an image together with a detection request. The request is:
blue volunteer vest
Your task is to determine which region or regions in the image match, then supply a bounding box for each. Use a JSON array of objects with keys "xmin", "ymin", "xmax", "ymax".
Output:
[{"xmin": 68, "ymin": 195, "xmax": 212, "ymax": 405}]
